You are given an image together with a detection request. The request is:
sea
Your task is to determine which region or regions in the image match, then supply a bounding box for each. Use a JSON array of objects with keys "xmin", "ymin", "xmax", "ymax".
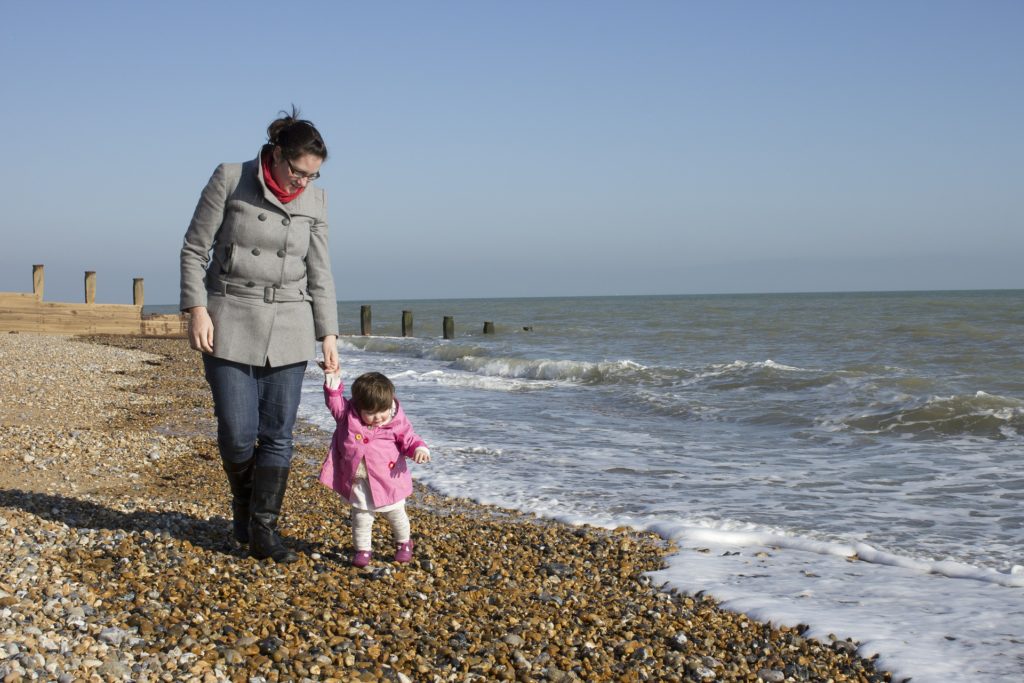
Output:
[{"xmin": 283, "ymin": 290, "xmax": 1024, "ymax": 682}]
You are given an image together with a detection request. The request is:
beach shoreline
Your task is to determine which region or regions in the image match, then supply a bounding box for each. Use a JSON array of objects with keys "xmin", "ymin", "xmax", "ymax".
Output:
[{"xmin": 0, "ymin": 333, "xmax": 893, "ymax": 682}]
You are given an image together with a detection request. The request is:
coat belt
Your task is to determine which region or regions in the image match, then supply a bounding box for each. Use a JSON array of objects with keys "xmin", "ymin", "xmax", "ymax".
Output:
[{"xmin": 212, "ymin": 281, "xmax": 310, "ymax": 303}]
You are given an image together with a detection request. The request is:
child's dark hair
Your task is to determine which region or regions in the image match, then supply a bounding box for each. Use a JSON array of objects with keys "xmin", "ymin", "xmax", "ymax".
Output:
[
  {"xmin": 266, "ymin": 105, "xmax": 328, "ymax": 161},
  {"xmin": 351, "ymin": 372, "xmax": 395, "ymax": 413}
]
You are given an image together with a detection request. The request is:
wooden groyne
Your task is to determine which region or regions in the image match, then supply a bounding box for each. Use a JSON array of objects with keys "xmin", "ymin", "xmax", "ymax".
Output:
[
  {"xmin": 358, "ymin": 305, "xmax": 499, "ymax": 339},
  {"xmin": 0, "ymin": 265, "xmax": 187, "ymax": 337}
]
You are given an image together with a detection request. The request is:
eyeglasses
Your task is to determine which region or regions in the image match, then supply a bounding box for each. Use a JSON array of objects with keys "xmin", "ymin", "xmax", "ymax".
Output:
[{"xmin": 285, "ymin": 158, "xmax": 321, "ymax": 181}]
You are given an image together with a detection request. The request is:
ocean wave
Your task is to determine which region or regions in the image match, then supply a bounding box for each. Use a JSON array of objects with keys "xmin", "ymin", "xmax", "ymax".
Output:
[
  {"xmin": 448, "ymin": 355, "xmax": 826, "ymax": 390},
  {"xmin": 342, "ymin": 334, "xmax": 701, "ymax": 387},
  {"xmin": 839, "ymin": 391, "xmax": 1024, "ymax": 439},
  {"xmin": 693, "ymin": 359, "xmax": 842, "ymax": 392},
  {"xmin": 405, "ymin": 369, "xmax": 543, "ymax": 392},
  {"xmin": 647, "ymin": 522, "xmax": 1024, "ymax": 588},
  {"xmin": 339, "ymin": 335, "xmax": 488, "ymax": 362},
  {"xmin": 451, "ymin": 356, "xmax": 660, "ymax": 385},
  {"xmin": 450, "ymin": 446, "xmax": 504, "ymax": 456},
  {"xmin": 625, "ymin": 388, "xmax": 727, "ymax": 421},
  {"xmin": 338, "ymin": 335, "xmax": 411, "ymax": 354},
  {"xmin": 603, "ymin": 466, "xmax": 689, "ymax": 476},
  {"xmin": 342, "ymin": 335, "xmax": 848, "ymax": 395}
]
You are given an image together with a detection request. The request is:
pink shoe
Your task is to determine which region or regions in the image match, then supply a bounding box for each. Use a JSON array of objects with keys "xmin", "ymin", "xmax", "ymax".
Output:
[
  {"xmin": 352, "ymin": 550, "xmax": 372, "ymax": 568},
  {"xmin": 395, "ymin": 540, "xmax": 414, "ymax": 563}
]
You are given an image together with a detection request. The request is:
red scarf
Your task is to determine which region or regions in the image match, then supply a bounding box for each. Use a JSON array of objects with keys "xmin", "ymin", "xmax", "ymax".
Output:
[{"xmin": 261, "ymin": 148, "xmax": 305, "ymax": 204}]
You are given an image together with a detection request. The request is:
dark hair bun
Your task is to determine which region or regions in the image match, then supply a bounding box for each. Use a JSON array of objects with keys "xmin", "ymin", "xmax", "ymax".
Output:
[{"xmin": 267, "ymin": 105, "xmax": 328, "ymax": 161}]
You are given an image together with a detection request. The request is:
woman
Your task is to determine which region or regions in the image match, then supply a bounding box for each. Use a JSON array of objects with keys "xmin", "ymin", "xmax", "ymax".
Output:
[{"xmin": 180, "ymin": 107, "xmax": 339, "ymax": 563}]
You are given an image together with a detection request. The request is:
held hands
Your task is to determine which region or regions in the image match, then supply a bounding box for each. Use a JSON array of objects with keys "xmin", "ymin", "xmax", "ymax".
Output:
[
  {"xmin": 187, "ymin": 307, "xmax": 214, "ymax": 353},
  {"xmin": 317, "ymin": 360, "xmax": 342, "ymax": 390},
  {"xmin": 412, "ymin": 447, "xmax": 431, "ymax": 465},
  {"xmin": 321, "ymin": 335, "xmax": 339, "ymax": 374},
  {"xmin": 316, "ymin": 360, "xmax": 340, "ymax": 374}
]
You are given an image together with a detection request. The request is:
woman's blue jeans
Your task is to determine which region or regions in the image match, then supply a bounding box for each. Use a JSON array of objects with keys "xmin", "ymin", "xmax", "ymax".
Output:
[{"xmin": 202, "ymin": 355, "xmax": 307, "ymax": 469}]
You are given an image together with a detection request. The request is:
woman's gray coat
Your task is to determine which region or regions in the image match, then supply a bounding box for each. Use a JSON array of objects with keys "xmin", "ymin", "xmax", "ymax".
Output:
[{"xmin": 180, "ymin": 152, "xmax": 338, "ymax": 366}]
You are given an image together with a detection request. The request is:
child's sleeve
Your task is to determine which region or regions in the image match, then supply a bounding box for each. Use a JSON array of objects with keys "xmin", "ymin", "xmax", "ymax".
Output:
[
  {"xmin": 323, "ymin": 373, "xmax": 348, "ymax": 420},
  {"xmin": 397, "ymin": 422, "xmax": 428, "ymax": 458}
]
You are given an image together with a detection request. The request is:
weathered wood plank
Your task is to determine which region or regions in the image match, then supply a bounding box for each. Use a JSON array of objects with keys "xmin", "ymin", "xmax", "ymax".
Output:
[
  {"xmin": 1, "ymin": 295, "xmax": 139, "ymax": 312},
  {"xmin": 0, "ymin": 293, "xmax": 39, "ymax": 304},
  {"xmin": 141, "ymin": 314, "xmax": 188, "ymax": 337},
  {"xmin": 1, "ymin": 293, "xmax": 186, "ymax": 337}
]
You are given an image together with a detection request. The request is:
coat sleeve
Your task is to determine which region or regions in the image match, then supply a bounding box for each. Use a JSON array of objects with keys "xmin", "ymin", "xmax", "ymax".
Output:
[
  {"xmin": 180, "ymin": 164, "xmax": 230, "ymax": 311},
  {"xmin": 305, "ymin": 189, "xmax": 339, "ymax": 340},
  {"xmin": 324, "ymin": 378, "xmax": 348, "ymax": 421},
  {"xmin": 395, "ymin": 419, "xmax": 427, "ymax": 457}
]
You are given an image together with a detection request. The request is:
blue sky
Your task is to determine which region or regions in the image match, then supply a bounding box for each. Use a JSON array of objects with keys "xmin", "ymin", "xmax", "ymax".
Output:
[{"xmin": 1, "ymin": 1, "xmax": 1021, "ymax": 304}]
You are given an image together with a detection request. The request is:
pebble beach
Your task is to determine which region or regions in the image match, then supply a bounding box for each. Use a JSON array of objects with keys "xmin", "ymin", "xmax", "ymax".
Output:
[{"xmin": 0, "ymin": 333, "xmax": 894, "ymax": 683}]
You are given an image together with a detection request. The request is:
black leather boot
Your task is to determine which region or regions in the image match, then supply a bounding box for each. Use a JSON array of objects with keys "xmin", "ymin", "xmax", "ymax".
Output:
[
  {"xmin": 249, "ymin": 466, "xmax": 298, "ymax": 563},
  {"xmin": 221, "ymin": 458, "xmax": 253, "ymax": 545}
]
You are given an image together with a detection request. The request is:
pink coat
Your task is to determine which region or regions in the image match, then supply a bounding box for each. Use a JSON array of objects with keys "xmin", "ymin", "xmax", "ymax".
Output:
[{"xmin": 317, "ymin": 380, "xmax": 427, "ymax": 507}]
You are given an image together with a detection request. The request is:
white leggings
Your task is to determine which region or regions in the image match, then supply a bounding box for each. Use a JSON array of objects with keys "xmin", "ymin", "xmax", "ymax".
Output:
[{"xmin": 351, "ymin": 502, "xmax": 410, "ymax": 552}]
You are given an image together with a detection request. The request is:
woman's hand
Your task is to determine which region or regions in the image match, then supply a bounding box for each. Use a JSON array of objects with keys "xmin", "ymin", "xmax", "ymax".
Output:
[
  {"xmin": 187, "ymin": 306, "xmax": 214, "ymax": 353},
  {"xmin": 321, "ymin": 334, "xmax": 339, "ymax": 374}
]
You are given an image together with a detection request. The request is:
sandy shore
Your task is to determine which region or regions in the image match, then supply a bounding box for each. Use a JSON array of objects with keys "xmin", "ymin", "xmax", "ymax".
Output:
[{"xmin": 0, "ymin": 333, "xmax": 893, "ymax": 682}]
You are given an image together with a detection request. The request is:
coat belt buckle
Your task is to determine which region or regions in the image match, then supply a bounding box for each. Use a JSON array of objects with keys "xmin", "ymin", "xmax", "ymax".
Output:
[{"xmin": 263, "ymin": 286, "xmax": 276, "ymax": 303}]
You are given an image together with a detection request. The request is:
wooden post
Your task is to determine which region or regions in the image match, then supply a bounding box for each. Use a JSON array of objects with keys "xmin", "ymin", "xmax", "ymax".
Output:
[
  {"xmin": 84, "ymin": 271, "xmax": 96, "ymax": 304},
  {"xmin": 133, "ymin": 278, "xmax": 144, "ymax": 307},
  {"xmin": 443, "ymin": 316, "xmax": 454, "ymax": 340},
  {"xmin": 32, "ymin": 264, "xmax": 44, "ymax": 301},
  {"xmin": 483, "ymin": 321, "xmax": 495, "ymax": 334},
  {"xmin": 360, "ymin": 305, "xmax": 372, "ymax": 336},
  {"xmin": 402, "ymin": 310, "xmax": 413, "ymax": 337}
]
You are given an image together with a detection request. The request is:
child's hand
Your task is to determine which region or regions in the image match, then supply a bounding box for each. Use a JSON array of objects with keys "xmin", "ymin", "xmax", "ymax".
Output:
[
  {"xmin": 412, "ymin": 447, "xmax": 431, "ymax": 464},
  {"xmin": 319, "ymin": 362, "xmax": 342, "ymax": 390}
]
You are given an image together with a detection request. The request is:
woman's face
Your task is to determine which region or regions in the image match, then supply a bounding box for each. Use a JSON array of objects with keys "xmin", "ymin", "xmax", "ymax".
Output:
[{"xmin": 271, "ymin": 147, "xmax": 323, "ymax": 193}]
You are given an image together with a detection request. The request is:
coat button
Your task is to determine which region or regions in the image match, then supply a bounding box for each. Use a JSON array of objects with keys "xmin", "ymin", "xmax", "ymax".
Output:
[
  {"xmin": 251, "ymin": 248, "xmax": 261, "ymax": 255},
  {"xmin": 258, "ymin": 213, "xmax": 267, "ymax": 221},
  {"xmin": 282, "ymin": 218, "xmax": 291, "ymax": 226},
  {"xmin": 277, "ymin": 249, "xmax": 286, "ymax": 258},
  {"xmin": 388, "ymin": 461, "xmax": 395, "ymax": 470},
  {"xmin": 355, "ymin": 434, "xmax": 362, "ymax": 441}
]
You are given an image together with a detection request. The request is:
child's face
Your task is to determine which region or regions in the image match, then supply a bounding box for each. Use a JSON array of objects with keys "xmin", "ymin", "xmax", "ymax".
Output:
[{"xmin": 359, "ymin": 407, "xmax": 391, "ymax": 427}]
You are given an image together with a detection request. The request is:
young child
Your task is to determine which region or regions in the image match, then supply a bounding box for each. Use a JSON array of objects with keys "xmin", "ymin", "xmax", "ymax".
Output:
[{"xmin": 318, "ymin": 369, "xmax": 431, "ymax": 567}]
